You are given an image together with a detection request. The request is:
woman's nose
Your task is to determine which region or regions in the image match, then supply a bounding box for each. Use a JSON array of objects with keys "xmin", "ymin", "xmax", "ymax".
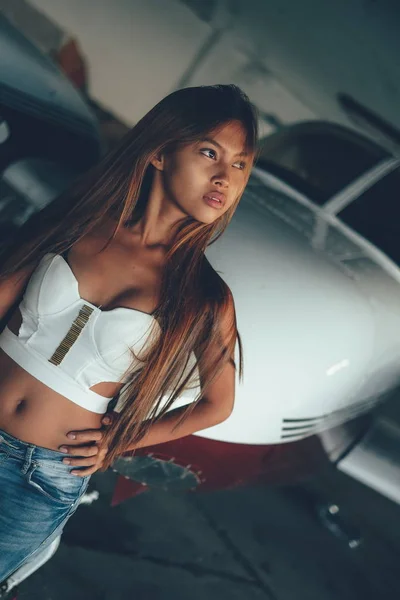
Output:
[{"xmin": 212, "ymin": 169, "xmax": 229, "ymax": 188}]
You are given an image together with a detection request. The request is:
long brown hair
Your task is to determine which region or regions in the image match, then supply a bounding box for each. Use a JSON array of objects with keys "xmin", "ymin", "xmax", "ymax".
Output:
[{"xmin": 0, "ymin": 84, "xmax": 258, "ymax": 469}]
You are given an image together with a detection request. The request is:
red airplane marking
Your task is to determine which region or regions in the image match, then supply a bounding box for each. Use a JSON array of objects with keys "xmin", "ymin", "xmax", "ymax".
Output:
[{"xmin": 111, "ymin": 434, "xmax": 329, "ymax": 506}]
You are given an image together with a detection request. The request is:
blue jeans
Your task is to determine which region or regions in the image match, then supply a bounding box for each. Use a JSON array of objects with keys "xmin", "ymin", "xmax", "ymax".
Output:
[{"xmin": 0, "ymin": 428, "xmax": 90, "ymax": 581}]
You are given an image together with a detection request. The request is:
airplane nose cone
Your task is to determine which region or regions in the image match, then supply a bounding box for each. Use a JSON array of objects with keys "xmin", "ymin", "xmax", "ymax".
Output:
[{"xmin": 204, "ymin": 196, "xmax": 376, "ymax": 445}]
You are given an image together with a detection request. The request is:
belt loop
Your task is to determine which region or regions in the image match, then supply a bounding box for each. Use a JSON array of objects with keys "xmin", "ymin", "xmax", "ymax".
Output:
[{"xmin": 21, "ymin": 445, "xmax": 35, "ymax": 474}]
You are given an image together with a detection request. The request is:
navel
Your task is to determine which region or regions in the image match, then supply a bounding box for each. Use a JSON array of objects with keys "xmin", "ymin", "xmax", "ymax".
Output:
[{"xmin": 15, "ymin": 398, "xmax": 26, "ymax": 413}]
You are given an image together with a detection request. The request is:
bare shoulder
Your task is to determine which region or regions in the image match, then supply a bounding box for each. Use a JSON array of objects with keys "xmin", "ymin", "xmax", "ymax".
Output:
[
  {"xmin": 202, "ymin": 256, "xmax": 236, "ymax": 317},
  {"xmin": 218, "ymin": 284, "xmax": 236, "ymax": 338},
  {"xmin": 201, "ymin": 258, "xmax": 236, "ymax": 344}
]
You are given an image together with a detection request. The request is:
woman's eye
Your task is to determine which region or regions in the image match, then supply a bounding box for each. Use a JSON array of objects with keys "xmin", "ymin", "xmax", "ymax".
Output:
[
  {"xmin": 200, "ymin": 149, "xmax": 246, "ymax": 170},
  {"xmin": 200, "ymin": 148, "xmax": 217, "ymax": 160}
]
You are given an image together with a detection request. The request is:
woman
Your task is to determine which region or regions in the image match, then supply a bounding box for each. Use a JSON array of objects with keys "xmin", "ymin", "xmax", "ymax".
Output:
[{"xmin": 0, "ymin": 84, "xmax": 258, "ymax": 584}]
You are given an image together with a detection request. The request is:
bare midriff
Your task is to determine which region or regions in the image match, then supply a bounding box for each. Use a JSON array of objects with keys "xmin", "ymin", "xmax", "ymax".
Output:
[
  {"xmin": 0, "ymin": 217, "xmax": 164, "ymax": 452},
  {"xmin": 0, "ymin": 308, "xmax": 124, "ymax": 451}
]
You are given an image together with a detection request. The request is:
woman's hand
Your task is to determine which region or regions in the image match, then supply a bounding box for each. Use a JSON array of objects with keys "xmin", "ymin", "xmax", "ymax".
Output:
[{"xmin": 58, "ymin": 413, "xmax": 114, "ymax": 477}]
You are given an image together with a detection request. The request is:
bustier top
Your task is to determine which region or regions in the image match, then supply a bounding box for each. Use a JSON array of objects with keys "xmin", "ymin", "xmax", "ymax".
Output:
[{"xmin": 0, "ymin": 252, "xmax": 160, "ymax": 414}]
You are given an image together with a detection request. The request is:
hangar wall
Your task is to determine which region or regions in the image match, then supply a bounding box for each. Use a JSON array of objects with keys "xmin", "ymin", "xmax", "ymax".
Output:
[{"xmin": 8, "ymin": 0, "xmax": 316, "ymax": 129}]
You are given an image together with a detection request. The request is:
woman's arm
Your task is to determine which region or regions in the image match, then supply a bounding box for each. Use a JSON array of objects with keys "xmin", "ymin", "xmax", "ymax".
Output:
[
  {"xmin": 128, "ymin": 293, "xmax": 237, "ymax": 450},
  {"xmin": 61, "ymin": 291, "xmax": 237, "ymax": 475},
  {"xmin": 0, "ymin": 262, "xmax": 38, "ymax": 332},
  {"xmin": 128, "ymin": 375, "xmax": 234, "ymax": 451},
  {"xmin": 61, "ymin": 360, "xmax": 234, "ymax": 476}
]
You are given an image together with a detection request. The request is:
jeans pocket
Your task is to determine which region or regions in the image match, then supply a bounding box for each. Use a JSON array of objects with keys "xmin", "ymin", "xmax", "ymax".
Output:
[
  {"xmin": 0, "ymin": 446, "xmax": 19, "ymax": 465},
  {"xmin": 0, "ymin": 436, "xmax": 20, "ymax": 464},
  {"xmin": 26, "ymin": 460, "xmax": 86, "ymax": 506}
]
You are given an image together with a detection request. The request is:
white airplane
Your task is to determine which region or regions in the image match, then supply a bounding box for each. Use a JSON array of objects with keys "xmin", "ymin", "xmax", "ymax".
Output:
[{"xmin": 1, "ymin": 12, "xmax": 400, "ymax": 515}]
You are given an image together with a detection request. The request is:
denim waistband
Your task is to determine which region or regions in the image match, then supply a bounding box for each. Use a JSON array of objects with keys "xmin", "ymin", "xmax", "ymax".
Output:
[{"xmin": 0, "ymin": 427, "xmax": 69, "ymax": 461}]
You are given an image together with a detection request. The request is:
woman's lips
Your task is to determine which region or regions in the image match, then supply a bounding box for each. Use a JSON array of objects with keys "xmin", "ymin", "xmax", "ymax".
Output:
[{"xmin": 203, "ymin": 192, "xmax": 225, "ymax": 209}]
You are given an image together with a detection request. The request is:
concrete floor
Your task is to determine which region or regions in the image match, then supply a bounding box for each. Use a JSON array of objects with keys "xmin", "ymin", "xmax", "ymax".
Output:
[{"xmin": 16, "ymin": 462, "xmax": 400, "ymax": 600}]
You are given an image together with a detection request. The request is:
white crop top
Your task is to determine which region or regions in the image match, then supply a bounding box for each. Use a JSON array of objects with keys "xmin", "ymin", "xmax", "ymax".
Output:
[{"xmin": 0, "ymin": 252, "xmax": 161, "ymax": 414}]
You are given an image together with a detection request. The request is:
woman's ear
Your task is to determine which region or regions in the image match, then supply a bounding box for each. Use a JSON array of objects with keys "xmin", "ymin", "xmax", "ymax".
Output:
[{"xmin": 150, "ymin": 152, "xmax": 165, "ymax": 171}]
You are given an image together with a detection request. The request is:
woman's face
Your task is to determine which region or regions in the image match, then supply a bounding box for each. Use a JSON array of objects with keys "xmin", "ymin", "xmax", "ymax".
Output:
[{"xmin": 152, "ymin": 120, "xmax": 252, "ymax": 224}]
